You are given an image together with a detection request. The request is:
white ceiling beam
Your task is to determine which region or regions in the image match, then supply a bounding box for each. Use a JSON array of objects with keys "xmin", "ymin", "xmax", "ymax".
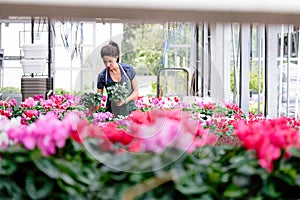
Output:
[{"xmin": 0, "ymin": 0, "xmax": 300, "ymax": 23}]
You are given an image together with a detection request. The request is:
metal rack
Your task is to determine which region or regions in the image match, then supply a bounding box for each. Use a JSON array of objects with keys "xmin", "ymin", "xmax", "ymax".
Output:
[
  {"xmin": 20, "ymin": 17, "xmax": 54, "ymax": 100},
  {"xmin": 157, "ymin": 68, "xmax": 189, "ymax": 98}
]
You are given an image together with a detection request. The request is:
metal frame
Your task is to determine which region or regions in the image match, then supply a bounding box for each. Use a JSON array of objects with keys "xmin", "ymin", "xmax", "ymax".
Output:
[{"xmin": 157, "ymin": 68, "xmax": 189, "ymax": 97}]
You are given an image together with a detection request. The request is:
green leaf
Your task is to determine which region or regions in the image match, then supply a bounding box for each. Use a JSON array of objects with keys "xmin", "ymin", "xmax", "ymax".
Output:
[
  {"xmin": 25, "ymin": 172, "xmax": 54, "ymax": 199},
  {"xmin": 0, "ymin": 159, "xmax": 17, "ymax": 175},
  {"xmin": 0, "ymin": 146, "xmax": 31, "ymax": 163},
  {"xmin": 33, "ymin": 157, "xmax": 80, "ymax": 186},
  {"xmin": 232, "ymin": 175, "xmax": 250, "ymax": 187},
  {"xmin": 76, "ymin": 165, "xmax": 100, "ymax": 185},
  {"xmin": 237, "ymin": 164, "xmax": 258, "ymax": 176},
  {"xmin": 61, "ymin": 173, "xmax": 76, "ymax": 186},
  {"xmin": 223, "ymin": 183, "xmax": 248, "ymax": 198},
  {"xmin": 33, "ymin": 157, "xmax": 62, "ymax": 179},
  {"xmin": 0, "ymin": 178, "xmax": 22, "ymax": 200},
  {"xmin": 263, "ymin": 179, "xmax": 281, "ymax": 198},
  {"xmin": 276, "ymin": 166, "xmax": 297, "ymax": 185},
  {"xmin": 56, "ymin": 179, "xmax": 85, "ymax": 198},
  {"xmin": 176, "ymin": 183, "xmax": 209, "ymax": 195},
  {"xmin": 176, "ymin": 172, "xmax": 207, "ymax": 195},
  {"xmin": 296, "ymin": 174, "xmax": 300, "ymax": 187},
  {"xmin": 290, "ymin": 147, "xmax": 300, "ymax": 159},
  {"xmin": 34, "ymin": 155, "xmax": 94, "ymax": 195},
  {"xmin": 54, "ymin": 159, "xmax": 86, "ymax": 185},
  {"xmin": 129, "ymin": 173, "xmax": 144, "ymax": 183}
]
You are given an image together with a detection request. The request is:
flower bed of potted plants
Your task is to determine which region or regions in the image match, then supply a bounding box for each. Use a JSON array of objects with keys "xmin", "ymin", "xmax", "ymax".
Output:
[
  {"xmin": 0, "ymin": 86, "xmax": 22, "ymax": 105},
  {"xmin": 1, "ymin": 94, "xmax": 300, "ymax": 199}
]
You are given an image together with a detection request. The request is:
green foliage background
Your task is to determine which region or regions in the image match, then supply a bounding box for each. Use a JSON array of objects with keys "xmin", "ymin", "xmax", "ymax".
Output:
[{"xmin": 122, "ymin": 24, "xmax": 165, "ymax": 75}]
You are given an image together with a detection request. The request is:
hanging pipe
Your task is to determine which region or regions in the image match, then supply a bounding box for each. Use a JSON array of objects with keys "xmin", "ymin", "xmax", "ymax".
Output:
[
  {"xmin": 31, "ymin": 16, "xmax": 34, "ymax": 44},
  {"xmin": 48, "ymin": 18, "xmax": 51, "ymax": 78},
  {"xmin": 31, "ymin": 16, "xmax": 34, "ymax": 78}
]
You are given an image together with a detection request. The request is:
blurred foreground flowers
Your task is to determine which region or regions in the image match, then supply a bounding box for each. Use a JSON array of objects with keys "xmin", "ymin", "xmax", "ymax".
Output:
[{"xmin": 1, "ymin": 95, "xmax": 300, "ymax": 199}]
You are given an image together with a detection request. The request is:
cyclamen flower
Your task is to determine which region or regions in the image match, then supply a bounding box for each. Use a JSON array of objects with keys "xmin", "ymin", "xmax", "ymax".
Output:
[
  {"xmin": 0, "ymin": 110, "xmax": 12, "ymax": 118},
  {"xmin": 20, "ymin": 97, "xmax": 36, "ymax": 108},
  {"xmin": 33, "ymin": 95, "xmax": 45, "ymax": 101},
  {"xmin": 234, "ymin": 117, "xmax": 300, "ymax": 172},
  {"xmin": 21, "ymin": 109, "xmax": 40, "ymax": 125},
  {"xmin": 225, "ymin": 101, "xmax": 243, "ymax": 114},
  {"xmin": 135, "ymin": 96, "xmax": 182, "ymax": 110},
  {"xmin": 7, "ymin": 112, "xmax": 79, "ymax": 156},
  {"xmin": 50, "ymin": 94, "xmax": 65, "ymax": 106},
  {"xmin": 197, "ymin": 101, "xmax": 215, "ymax": 110},
  {"xmin": 42, "ymin": 99, "xmax": 55, "ymax": 111},
  {"xmin": 7, "ymin": 98, "xmax": 17, "ymax": 107},
  {"xmin": 101, "ymin": 122, "xmax": 134, "ymax": 145},
  {"xmin": 0, "ymin": 100, "xmax": 8, "ymax": 107},
  {"xmin": 0, "ymin": 116, "xmax": 20, "ymax": 148},
  {"xmin": 93, "ymin": 112, "xmax": 114, "ymax": 124},
  {"xmin": 0, "ymin": 99, "xmax": 16, "ymax": 119},
  {"xmin": 128, "ymin": 109, "xmax": 215, "ymax": 154}
]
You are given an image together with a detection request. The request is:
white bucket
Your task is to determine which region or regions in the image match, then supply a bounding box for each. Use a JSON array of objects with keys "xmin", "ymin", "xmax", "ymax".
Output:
[
  {"xmin": 22, "ymin": 44, "xmax": 48, "ymax": 59},
  {"xmin": 21, "ymin": 59, "xmax": 47, "ymax": 74}
]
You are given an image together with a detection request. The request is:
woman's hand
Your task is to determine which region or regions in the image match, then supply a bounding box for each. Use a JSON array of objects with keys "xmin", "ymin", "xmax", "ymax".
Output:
[{"xmin": 116, "ymin": 98, "xmax": 128, "ymax": 106}]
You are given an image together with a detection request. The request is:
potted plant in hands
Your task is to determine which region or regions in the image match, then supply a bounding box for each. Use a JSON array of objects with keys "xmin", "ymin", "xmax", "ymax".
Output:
[{"xmin": 107, "ymin": 82, "xmax": 129, "ymax": 116}]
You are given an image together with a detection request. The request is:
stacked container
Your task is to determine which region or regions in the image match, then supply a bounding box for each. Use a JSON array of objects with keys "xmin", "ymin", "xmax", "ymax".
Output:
[
  {"xmin": 21, "ymin": 77, "xmax": 49, "ymax": 99},
  {"xmin": 20, "ymin": 44, "xmax": 49, "ymax": 100},
  {"xmin": 21, "ymin": 44, "xmax": 47, "ymax": 74}
]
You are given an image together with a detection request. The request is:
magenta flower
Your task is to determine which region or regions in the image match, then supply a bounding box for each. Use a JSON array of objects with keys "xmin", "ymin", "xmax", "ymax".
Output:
[
  {"xmin": 7, "ymin": 112, "xmax": 79, "ymax": 156},
  {"xmin": 20, "ymin": 97, "xmax": 36, "ymax": 109},
  {"xmin": 127, "ymin": 109, "xmax": 213, "ymax": 154},
  {"xmin": 93, "ymin": 112, "xmax": 114, "ymax": 124},
  {"xmin": 7, "ymin": 98, "xmax": 17, "ymax": 107},
  {"xmin": 234, "ymin": 117, "xmax": 300, "ymax": 172}
]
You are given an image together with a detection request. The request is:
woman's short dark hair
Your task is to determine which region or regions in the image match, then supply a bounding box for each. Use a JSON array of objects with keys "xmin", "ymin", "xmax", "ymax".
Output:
[{"xmin": 101, "ymin": 41, "xmax": 120, "ymax": 62}]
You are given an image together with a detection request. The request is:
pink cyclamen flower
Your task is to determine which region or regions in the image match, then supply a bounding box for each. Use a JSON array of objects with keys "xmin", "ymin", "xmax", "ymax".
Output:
[
  {"xmin": 7, "ymin": 112, "xmax": 77, "ymax": 157},
  {"xmin": 7, "ymin": 98, "xmax": 17, "ymax": 107},
  {"xmin": 127, "ymin": 109, "xmax": 212, "ymax": 154},
  {"xmin": 234, "ymin": 117, "xmax": 300, "ymax": 172},
  {"xmin": 20, "ymin": 97, "xmax": 36, "ymax": 108}
]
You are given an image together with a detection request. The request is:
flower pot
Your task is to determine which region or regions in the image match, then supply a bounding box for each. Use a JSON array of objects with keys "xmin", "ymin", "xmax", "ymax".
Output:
[
  {"xmin": 111, "ymin": 101, "xmax": 130, "ymax": 116},
  {"xmin": 94, "ymin": 105, "xmax": 100, "ymax": 111},
  {"xmin": 22, "ymin": 44, "xmax": 47, "ymax": 59},
  {"xmin": 21, "ymin": 59, "xmax": 47, "ymax": 74}
]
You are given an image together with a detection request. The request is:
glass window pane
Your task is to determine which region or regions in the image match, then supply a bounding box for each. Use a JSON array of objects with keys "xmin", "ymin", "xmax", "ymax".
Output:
[
  {"xmin": 54, "ymin": 47, "xmax": 71, "ymax": 68},
  {"xmin": 3, "ymin": 68, "xmax": 23, "ymax": 88},
  {"xmin": 54, "ymin": 70, "xmax": 71, "ymax": 91},
  {"xmin": 82, "ymin": 23, "xmax": 94, "ymax": 45},
  {"xmin": 83, "ymin": 46, "xmax": 99, "ymax": 69}
]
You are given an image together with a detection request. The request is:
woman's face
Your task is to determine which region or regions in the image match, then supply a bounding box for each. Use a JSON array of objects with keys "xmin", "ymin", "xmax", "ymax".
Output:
[{"xmin": 102, "ymin": 56, "xmax": 117, "ymax": 69}]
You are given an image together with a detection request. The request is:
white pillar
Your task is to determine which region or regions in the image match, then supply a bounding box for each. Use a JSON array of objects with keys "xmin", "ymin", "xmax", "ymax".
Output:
[
  {"xmin": 209, "ymin": 22, "xmax": 225, "ymax": 101},
  {"xmin": 239, "ymin": 23, "xmax": 251, "ymax": 115},
  {"xmin": 223, "ymin": 23, "xmax": 232, "ymax": 101},
  {"xmin": 265, "ymin": 24, "xmax": 279, "ymax": 117}
]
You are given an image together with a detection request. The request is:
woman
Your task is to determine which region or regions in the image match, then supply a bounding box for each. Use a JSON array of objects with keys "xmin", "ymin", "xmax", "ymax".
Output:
[{"xmin": 97, "ymin": 41, "xmax": 139, "ymax": 116}]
